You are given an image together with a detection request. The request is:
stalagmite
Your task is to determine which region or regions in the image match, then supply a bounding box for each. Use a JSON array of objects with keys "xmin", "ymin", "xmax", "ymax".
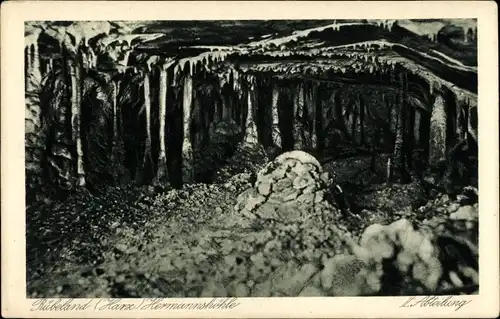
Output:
[
  {"xmin": 389, "ymin": 101, "xmax": 397, "ymax": 133},
  {"xmin": 463, "ymin": 100, "xmax": 470, "ymax": 140},
  {"xmin": 213, "ymin": 99, "xmax": 221, "ymax": 123},
  {"xmin": 222, "ymin": 95, "xmax": 230, "ymax": 121},
  {"xmin": 359, "ymin": 96, "xmax": 366, "ymax": 145},
  {"xmin": 429, "ymin": 93, "xmax": 447, "ymax": 166},
  {"xmin": 112, "ymin": 81, "xmax": 119, "ymax": 143},
  {"xmin": 334, "ymin": 92, "xmax": 348, "ymax": 137},
  {"xmin": 456, "ymin": 102, "xmax": 464, "ymax": 139},
  {"xmin": 32, "ymin": 41, "xmax": 42, "ymax": 86},
  {"xmin": 390, "ymin": 73, "xmax": 410, "ymax": 183},
  {"xmin": 293, "ymin": 83, "xmax": 305, "ymax": 150},
  {"xmin": 414, "ymin": 109, "xmax": 421, "ymax": 147},
  {"xmin": 155, "ymin": 66, "xmax": 169, "ymax": 185},
  {"xmin": 24, "ymin": 30, "xmax": 46, "ymax": 195},
  {"xmin": 308, "ymin": 83, "xmax": 318, "ymax": 149},
  {"xmin": 25, "ymin": 27, "xmax": 42, "ymax": 86},
  {"xmin": 467, "ymin": 104, "xmax": 478, "ymax": 143},
  {"xmin": 68, "ymin": 58, "xmax": 86, "ymax": 187},
  {"xmin": 351, "ymin": 99, "xmax": 358, "ymax": 145},
  {"xmin": 401, "ymin": 74, "xmax": 413, "ymax": 169},
  {"xmin": 182, "ymin": 74, "xmax": 194, "ymax": 183},
  {"xmin": 243, "ymin": 76, "xmax": 258, "ymax": 146},
  {"xmin": 111, "ymin": 79, "xmax": 125, "ymax": 182},
  {"xmin": 193, "ymin": 91, "xmax": 206, "ymax": 151},
  {"xmin": 386, "ymin": 158, "xmax": 391, "ymax": 183},
  {"xmin": 315, "ymin": 86, "xmax": 325, "ymax": 151},
  {"xmin": 26, "ymin": 45, "xmax": 33, "ymax": 73},
  {"xmin": 139, "ymin": 72, "xmax": 153, "ymax": 182},
  {"xmin": 271, "ymin": 84, "xmax": 282, "ymax": 148}
]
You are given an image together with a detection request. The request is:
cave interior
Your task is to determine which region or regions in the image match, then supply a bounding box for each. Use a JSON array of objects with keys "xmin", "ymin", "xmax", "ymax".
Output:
[{"xmin": 25, "ymin": 19, "xmax": 478, "ymax": 204}]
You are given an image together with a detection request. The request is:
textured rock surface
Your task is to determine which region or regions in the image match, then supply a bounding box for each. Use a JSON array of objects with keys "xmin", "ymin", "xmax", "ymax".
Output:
[
  {"xmin": 27, "ymin": 152, "xmax": 479, "ymax": 298},
  {"xmin": 233, "ymin": 151, "xmax": 341, "ymax": 228}
]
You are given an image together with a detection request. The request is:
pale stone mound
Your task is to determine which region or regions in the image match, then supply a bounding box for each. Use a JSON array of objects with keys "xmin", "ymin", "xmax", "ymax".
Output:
[{"xmin": 233, "ymin": 151, "xmax": 337, "ymax": 227}]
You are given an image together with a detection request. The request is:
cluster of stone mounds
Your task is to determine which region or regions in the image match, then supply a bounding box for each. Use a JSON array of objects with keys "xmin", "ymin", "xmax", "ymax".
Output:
[
  {"xmin": 342, "ymin": 186, "xmax": 479, "ymax": 295},
  {"xmin": 233, "ymin": 151, "xmax": 342, "ymax": 227},
  {"xmin": 228, "ymin": 151, "xmax": 479, "ymax": 295}
]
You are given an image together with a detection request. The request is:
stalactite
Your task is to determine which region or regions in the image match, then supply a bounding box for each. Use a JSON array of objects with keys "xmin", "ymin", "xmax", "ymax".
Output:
[
  {"xmin": 112, "ymin": 81, "xmax": 119, "ymax": 143},
  {"xmin": 194, "ymin": 89, "xmax": 206, "ymax": 151},
  {"xmin": 429, "ymin": 93, "xmax": 447, "ymax": 166},
  {"xmin": 24, "ymin": 32, "xmax": 48, "ymax": 198},
  {"xmin": 70, "ymin": 61, "xmax": 78, "ymax": 143},
  {"xmin": 334, "ymin": 91, "xmax": 348, "ymax": 137},
  {"xmin": 116, "ymin": 81, "xmax": 123, "ymax": 138},
  {"xmin": 309, "ymin": 83, "xmax": 318, "ymax": 150},
  {"xmin": 315, "ymin": 84, "xmax": 324, "ymax": 151},
  {"xmin": 322, "ymin": 90, "xmax": 334, "ymax": 135},
  {"xmin": 414, "ymin": 109, "xmax": 421, "ymax": 147},
  {"xmin": 243, "ymin": 76, "xmax": 258, "ymax": 146},
  {"xmin": 155, "ymin": 66, "xmax": 169, "ymax": 185},
  {"xmin": 89, "ymin": 46, "xmax": 97, "ymax": 69},
  {"xmin": 456, "ymin": 102, "xmax": 464, "ymax": 140},
  {"xmin": 390, "ymin": 73, "xmax": 410, "ymax": 183},
  {"xmin": 237, "ymin": 92, "xmax": 244, "ymax": 127},
  {"xmin": 26, "ymin": 45, "xmax": 33, "ymax": 73},
  {"xmin": 203, "ymin": 89, "xmax": 213, "ymax": 143},
  {"xmin": 389, "ymin": 100, "xmax": 397, "ymax": 133},
  {"xmin": 359, "ymin": 96, "xmax": 366, "ymax": 145},
  {"xmin": 467, "ymin": 103, "xmax": 478, "ymax": 143},
  {"xmin": 271, "ymin": 83, "xmax": 282, "ymax": 148},
  {"xmin": 221, "ymin": 87, "xmax": 230, "ymax": 121},
  {"xmin": 139, "ymin": 72, "xmax": 153, "ymax": 183},
  {"xmin": 68, "ymin": 57, "xmax": 86, "ymax": 187},
  {"xmin": 32, "ymin": 42, "xmax": 42, "ymax": 86},
  {"xmin": 293, "ymin": 83, "xmax": 305, "ymax": 150},
  {"xmin": 110, "ymin": 78, "xmax": 126, "ymax": 183},
  {"xmin": 182, "ymin": 74, "xmax": 194, "ymax": 183},
  {"xmin": 213, "ymin": 98, "xmax": 221, "ymax": 123},
  {"xmin": 25, "ymin": 27, "xmax": 43, "ymax": 90},
  {"xmin": 463, "ymin": 100, "xmax": 470, "ymax": 140},
  {"xmin": 26, "ymin": 46, "xmax": 38, "ymax": 92},
  {"xmin": 403, "ymin": 73, "xmax": 413, "ymax": 170},
  {"xmin": 351, "ymin": 97, "xmax": 358, "ymax": 145}
]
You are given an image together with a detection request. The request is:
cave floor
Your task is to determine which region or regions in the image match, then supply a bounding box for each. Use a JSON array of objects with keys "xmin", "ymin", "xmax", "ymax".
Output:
[{"xmin": 26, "ymin": 155, "xmax": 471, "ymax": 298}]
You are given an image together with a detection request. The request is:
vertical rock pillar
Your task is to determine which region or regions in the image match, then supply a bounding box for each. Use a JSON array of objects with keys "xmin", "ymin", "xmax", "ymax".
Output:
[
  {"xmin": 243, "ymin": 76, "xmax": 259, "ymax": 146},
  {"xmin": 182, "ymin": 74, "xmax": 194, "ymax": 183},
  {"xmin": 69, "ymin": 56, "xmax": 86, "ymax": 187},
  {"xmin": 155, "ymin": 65, "xmax": 169, "ymax": 185},
  {"xmin": 429, "ymin": 93, "xmax": 447, "ymax": 166},
  {"xmin": 32, "ymin": 42, "xmax": 42, "ymax": 86},
  {"xmin": 137, "ymin": 72, "xmax": 153, "ymax": 184},
  {"xmin": 414, "ymin": 109, "xmax": 421, "ymax": 147},
  {"xmin": 271, "ymin": 83, "xmax": 282, "ymax": 148},
  {"xmin": 24, "ymin": 31, "xmax": 45, "ymax": 198},
  {"xmin": 293, "ymin": 83, "xmax": 305, "ymax": 150}
]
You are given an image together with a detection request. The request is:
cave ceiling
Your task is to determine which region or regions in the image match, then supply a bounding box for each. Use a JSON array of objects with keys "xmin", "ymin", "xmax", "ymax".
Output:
[{"xmin": 26, "ymin": 19, "xmax": 477, "ymax": 105}]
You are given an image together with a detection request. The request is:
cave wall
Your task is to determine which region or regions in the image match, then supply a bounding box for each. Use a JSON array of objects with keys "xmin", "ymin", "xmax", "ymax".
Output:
[{"xmin": 24, "ymin": 30, "xmax": 478, "ymax": 202}]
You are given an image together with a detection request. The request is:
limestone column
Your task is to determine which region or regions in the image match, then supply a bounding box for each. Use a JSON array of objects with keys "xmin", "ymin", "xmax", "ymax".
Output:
[{"xmin": 429, "ymin": 93, "xmax": 447, "ymax": 166}]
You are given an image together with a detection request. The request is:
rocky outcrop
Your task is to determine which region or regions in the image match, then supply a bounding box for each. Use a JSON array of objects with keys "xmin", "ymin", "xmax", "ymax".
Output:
[{"xmin": 233, "ymin": 151, "xmax": 341, "ymax": 227}]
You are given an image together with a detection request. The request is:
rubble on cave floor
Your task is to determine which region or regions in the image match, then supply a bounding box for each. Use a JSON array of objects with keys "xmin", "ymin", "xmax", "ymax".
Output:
[{"xmin": 26, "ymin": 151, "xmax": 479, "ymax": 298}]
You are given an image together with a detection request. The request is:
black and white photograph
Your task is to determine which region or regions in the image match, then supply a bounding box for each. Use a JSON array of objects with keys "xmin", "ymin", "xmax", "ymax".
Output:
[
  {"xmin": 23, "ymin": 17, "xmax": 481, "ymax": 298},
  {"xmin": 2, "ymin": 1, "xmax": 499, "ymax": 317}
]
